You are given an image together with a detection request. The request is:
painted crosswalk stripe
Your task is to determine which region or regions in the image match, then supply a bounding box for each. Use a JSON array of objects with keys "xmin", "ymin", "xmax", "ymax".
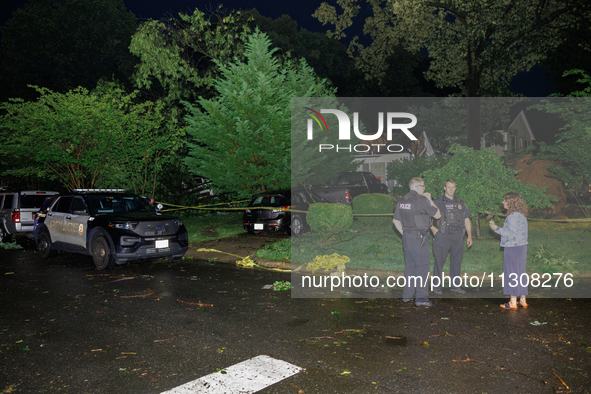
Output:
[{"xmin": 160, "ymin": 355, "xmax": 304, "ymax": 394}]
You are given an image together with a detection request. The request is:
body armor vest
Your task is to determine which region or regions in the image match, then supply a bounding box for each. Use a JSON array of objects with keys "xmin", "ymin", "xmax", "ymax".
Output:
[
  {"xmin": 437, "ymin": 196, "xmax": 465, "ymax": 233},
  {"xmin": 399, "ymin": 193, "xmax": 431, "ymax": 230}
]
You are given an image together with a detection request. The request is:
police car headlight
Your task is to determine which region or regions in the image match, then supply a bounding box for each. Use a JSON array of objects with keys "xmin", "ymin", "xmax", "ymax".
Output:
[
  {"xmin": 111, "ymin": 221, "xmax": 138, "ymax": 230},
  {"xmin": 174, "ymin": 219, "xmax": 183, "ymax": 227}
]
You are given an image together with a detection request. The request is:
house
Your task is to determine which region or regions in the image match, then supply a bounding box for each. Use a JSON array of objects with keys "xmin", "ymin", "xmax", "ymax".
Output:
[
  {"xmin": 482, "ymin": 110, "xmax": 535, "ymax": 155},
  {"xmin": 355, "ymin": 131, "xmax": 434, "ymax": 190}
]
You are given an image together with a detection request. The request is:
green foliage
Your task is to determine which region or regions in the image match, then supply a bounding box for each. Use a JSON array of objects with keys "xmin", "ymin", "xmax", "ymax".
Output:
[
  {"xmin": 129, "ymin": 8, "xmax": 256, "ymax": 201},
  {"xmin": 255, "ymin": 239, "xmax": 291, "ymax": 261},
  {"xmin": 130, "ymin": 8, "xmax": 252, "ymax": 106},
  {"xmin": 0, "ymin": 241, "xmax": 23, "ymax": 250},
  {"xmin": 0, "ymin": 0, "xmax": 137, "ymax": 101},
  {"xmin": 307, "ymin": 203, "xmax": 354, "ymax": 240},
  {"xmin": 387, "ymin": 155, "xmax": 450, "ymax": 196},
  {"xmin": 0, "ymin": 85, "xmax": 178, "ymax": 193},
  {"xmin": 533, "ymin": 70, "xmax": 591, "ymax": 213},
  {"xmin": 183, "ymin": 31, "xmax": 339, "ymax": 198},
  {"xmin": 528, "ymin": 245, "xmax": 579, "ymax": 275},
  {"xmin": 272, "ymin": 281, "xmax": 292, "ymax": 291},
  {"xmin": 314, "ymin": 0, "xmax": 580, "ymax": 97},
  {"xmin": 421, "ymin": 145, "xmax": 557, "ymax": 218},
  {"xmin": 351, "ymin": 194, "xmax": 393, "ymax": 226},
  {"xmin": 314, "ymin": 0, "xmax": 586, "ymax": 148},
  {"xmin": 245, "ymin": 9, "xmax": 425, "ymax": 97}
]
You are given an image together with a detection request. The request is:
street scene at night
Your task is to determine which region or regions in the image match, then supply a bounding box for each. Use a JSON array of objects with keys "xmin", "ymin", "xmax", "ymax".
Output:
[{"xmin": 2, "ymin": 1, "xmax": 591, "ymax": 393}]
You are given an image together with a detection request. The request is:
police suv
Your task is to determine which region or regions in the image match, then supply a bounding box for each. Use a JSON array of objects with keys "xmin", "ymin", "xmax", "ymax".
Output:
[{"xmin": 35, "ymin": 189, "xmax": 188, "ymax": 269}]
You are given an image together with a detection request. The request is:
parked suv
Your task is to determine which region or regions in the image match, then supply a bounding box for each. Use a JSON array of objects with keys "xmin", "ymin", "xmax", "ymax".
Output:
[
  {"xmin": 0, "ymin": 190, "xmax": 59, "ymax": 242},
  {"xmin": 35, "ymin": 189, "xmax": 188, "ymax": 269},
  {"xmin": 243, "ymin": 189, "xmax": 325, "ymax": 236}
]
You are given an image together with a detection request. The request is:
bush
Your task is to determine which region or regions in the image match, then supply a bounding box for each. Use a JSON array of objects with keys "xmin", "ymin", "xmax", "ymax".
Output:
[
  {"xmin": 255, "ymin": 238, "xmax": 291, "ymax": 261},
  {"xmin": 307, "ymin": 203, "xmax": 353, "ymax": 240},
  {"xmin": 352, "ymin": 193, "xmax": 393, "ymax": 226}
]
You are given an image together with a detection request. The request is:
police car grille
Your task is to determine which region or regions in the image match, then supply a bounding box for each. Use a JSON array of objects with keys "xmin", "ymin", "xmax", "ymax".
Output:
[{"xmin": 136, "ymin": 221, "xmax": 176, "ymax": 236}]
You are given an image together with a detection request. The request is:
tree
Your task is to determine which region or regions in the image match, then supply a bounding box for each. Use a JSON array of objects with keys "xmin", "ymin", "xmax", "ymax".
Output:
[
  {"xmin": 183, "ymin": 31, "xmax": 355, "ymax": 198},
  {"xmin": 422, "ymin": 145, "xmax": 556, "ymax": 236},
  {"xmin": 0, "ymin": 85, "xmax": 179, "ymax": 194},
  {"xmin": 129, "ymin": 7, "xmax": 253, "ymax": 106},
  {"xmin": 541, "ymin": 3, "xmax": 591, "ymax": 95},
  {"xmin": 0, "ymin": 0, "xmax": 137, "ymax": 101},
  {"xmin": 313, "ymin": 0, "xmax": 588, "ymax": 149},
  {"xmin": 533, "ymin": 69, "xmax": 591, "ymax": 215},
  {"xmin": 245, "ymin": 9, "xmax": 426, "ymax": 97}
]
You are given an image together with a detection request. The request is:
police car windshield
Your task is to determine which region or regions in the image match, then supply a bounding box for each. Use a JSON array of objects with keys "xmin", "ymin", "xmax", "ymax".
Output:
[{"xmin": 85, "ymin": 195, "xmax": 155, "ymax": 215}]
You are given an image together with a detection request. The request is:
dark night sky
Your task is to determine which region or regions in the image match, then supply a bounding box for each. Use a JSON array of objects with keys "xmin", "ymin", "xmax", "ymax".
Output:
[{"xmin": 1, "ymin": 0, "xmax": 555, "ymax": 97}]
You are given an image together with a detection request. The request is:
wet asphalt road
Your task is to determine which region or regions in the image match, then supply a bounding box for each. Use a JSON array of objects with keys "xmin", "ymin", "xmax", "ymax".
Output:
[{"xmin": 1, "ymin": 243, "xmax": 591, "ymax": 394}]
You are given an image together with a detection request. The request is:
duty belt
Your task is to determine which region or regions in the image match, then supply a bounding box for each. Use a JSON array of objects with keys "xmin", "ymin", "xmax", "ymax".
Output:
[{"xmin": 404, "ymin": 229, "xmax": 430, "ymax": 247}]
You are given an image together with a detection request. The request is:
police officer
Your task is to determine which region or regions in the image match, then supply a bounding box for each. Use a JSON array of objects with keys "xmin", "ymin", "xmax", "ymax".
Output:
[
  {"xmin": 393, "ymin": 177, "xmax": 441, "ymax": 307},
  {"xmin": 430, "ymin": 179, "xmax": 473, "ymax": 295}
]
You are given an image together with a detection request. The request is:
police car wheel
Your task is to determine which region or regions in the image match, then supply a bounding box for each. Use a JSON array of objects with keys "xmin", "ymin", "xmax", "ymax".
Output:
[
  {"xmin": 37, "ymin": 231, "xmax": 56, "ymax": 259},
  {"xmin": 92, "ymin": 236, "xmax": 115, "ymax": 270}
]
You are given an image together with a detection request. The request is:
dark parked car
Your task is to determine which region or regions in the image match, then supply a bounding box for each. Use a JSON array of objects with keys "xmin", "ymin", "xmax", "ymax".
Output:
[
  {"xmin": 35, "ymin": 189, "xmax": 188, "ymax": 269},
  {"xmin": 243, "ymin": 189, "xmax": 325, "ymax": 236},
  {"xmin": 311, "ymin": 172, "xmax": 388, "ymax": 204}
]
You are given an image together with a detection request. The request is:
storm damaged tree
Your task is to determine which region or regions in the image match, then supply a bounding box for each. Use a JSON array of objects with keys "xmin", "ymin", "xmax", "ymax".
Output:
[
  {"xmin": 534, "ymin": 69, "xmax": 591, "ymax": 216},
  {"xmin": 183, "ymin": 31, "xmax": 356, "ymax": 199},
  {"xmin": 0, "ymin": 85, "xmax": 178, "ymax": 194},
  {"xmin": 422, "ymin": 145, "xmax": 557, "ymax": 237},
  {"xmin": 313, "ymin": 0, "xmax": 589, "ymax": 149},
  {"xmin": 129, "ymin": 6, "xmax": 253, "ymax": 107}
]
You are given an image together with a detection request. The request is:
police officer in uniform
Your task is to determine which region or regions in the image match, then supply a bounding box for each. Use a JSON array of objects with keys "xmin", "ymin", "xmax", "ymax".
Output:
[
  {"xmin": 393, "ymin": 177, "xmax": 441, "ymax": 307},
  {"xmin": 430, "ymin": 179, "xmax": 473, "ymax": 295}
]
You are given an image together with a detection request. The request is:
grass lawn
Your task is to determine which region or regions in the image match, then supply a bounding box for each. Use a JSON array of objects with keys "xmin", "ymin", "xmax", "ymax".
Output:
[
  {"xmin": 291, "ymin": 219, "xmax": 590, "ymax": 275},
  {"xmin": 181, "ymin": 210, "xmax": 590, "ymax": 277},
  {"xmin": 181, "ymin": 211, "xmax": 244, "ymax": 243}
]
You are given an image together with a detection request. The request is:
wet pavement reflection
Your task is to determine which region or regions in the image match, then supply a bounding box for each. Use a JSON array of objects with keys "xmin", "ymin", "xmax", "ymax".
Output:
[{"xmin": 1, "ymin": 246, "xmax": 590, "ymax": 393}]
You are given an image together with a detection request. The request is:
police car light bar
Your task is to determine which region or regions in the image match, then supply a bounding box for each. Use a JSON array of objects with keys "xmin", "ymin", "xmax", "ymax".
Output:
[{"xmin": 73, "ymin": 189, "xmax": 126, "ymax": 193}]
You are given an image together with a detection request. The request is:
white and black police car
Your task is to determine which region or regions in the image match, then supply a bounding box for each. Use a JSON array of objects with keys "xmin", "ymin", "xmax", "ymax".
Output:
[{"xmin": 35, "ymin": 189, "xmax": 188, "ymax": 269}]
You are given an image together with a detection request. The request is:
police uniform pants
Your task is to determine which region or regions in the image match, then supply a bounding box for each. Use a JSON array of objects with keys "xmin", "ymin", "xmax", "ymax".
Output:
[
  {"xmin": 402, "ymin": 233, "xmax": 430, "ymax": 300},
  {"xmin": 432, "ymin": 231, "xmax": 464, "ymax": 289}
]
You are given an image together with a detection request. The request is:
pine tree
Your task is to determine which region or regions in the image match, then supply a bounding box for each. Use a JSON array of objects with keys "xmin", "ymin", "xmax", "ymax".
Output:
[{"xmin": 183, "ymin": 30, "xmax": 355, "ymax": 198}]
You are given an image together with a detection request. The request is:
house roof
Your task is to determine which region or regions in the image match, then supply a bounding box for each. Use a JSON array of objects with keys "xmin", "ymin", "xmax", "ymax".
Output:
[{"xmin": 508, "ymin": 110, "xmax": 535, "ymax": 141}]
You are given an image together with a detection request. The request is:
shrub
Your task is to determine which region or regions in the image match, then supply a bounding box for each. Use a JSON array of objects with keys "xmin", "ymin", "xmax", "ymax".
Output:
[
  {"xmin": 352, "ymin": 193, "xmax": 393, "ymax": 226},
  {"xmin": 307, "ymin": 203, "xmax": 353, "ymax": 240}
]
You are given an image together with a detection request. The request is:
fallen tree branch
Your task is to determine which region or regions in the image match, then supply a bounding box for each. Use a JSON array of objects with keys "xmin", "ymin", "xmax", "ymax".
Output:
[
  {"xmin": 177, "ymin": 299, "xmax": 213, "ymax": 307},
  {"xmin": 553, "ymin": 371, "xmax": 570, "ymax": 392}
]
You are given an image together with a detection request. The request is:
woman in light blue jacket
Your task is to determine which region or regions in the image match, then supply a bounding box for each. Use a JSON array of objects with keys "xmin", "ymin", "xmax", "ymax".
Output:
[{"xmin": 489, "ymin": 193, "xmax": 529, "ymax": 310}]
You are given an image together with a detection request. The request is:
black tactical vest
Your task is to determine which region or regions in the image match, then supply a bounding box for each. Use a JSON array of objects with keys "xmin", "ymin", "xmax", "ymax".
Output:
[
  {"xmin": 398, "ymin": 192, "xmax": 431, "ymax": 230},
  {"xmin": 437, "ymin": 196, "xmax": 465, "ymax": 229}
]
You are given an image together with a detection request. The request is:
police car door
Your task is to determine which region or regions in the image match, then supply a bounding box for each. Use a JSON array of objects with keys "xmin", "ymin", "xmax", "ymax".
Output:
[
  {"xmin": 65, "ymin": 196, "xmax": 90, "ymax": 249},
  {"xmin": 47, "ymin": 196, "xmax": 72, "ymax": 244}
]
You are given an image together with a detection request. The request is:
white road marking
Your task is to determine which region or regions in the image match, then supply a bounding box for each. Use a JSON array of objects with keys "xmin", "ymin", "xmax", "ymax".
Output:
[{"xmin": 160, "ymin": 355, "xmax": 304, "ymax": 394}]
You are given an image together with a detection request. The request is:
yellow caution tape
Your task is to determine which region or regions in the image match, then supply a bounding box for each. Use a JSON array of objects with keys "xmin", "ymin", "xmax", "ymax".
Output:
[
  {"xmin": 236, "ymin": 256, "xmax": 258, "ymax": 268},
  {"xmin": 196, "ymin": 248, "xmax": 245, "ymax": 259}
]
